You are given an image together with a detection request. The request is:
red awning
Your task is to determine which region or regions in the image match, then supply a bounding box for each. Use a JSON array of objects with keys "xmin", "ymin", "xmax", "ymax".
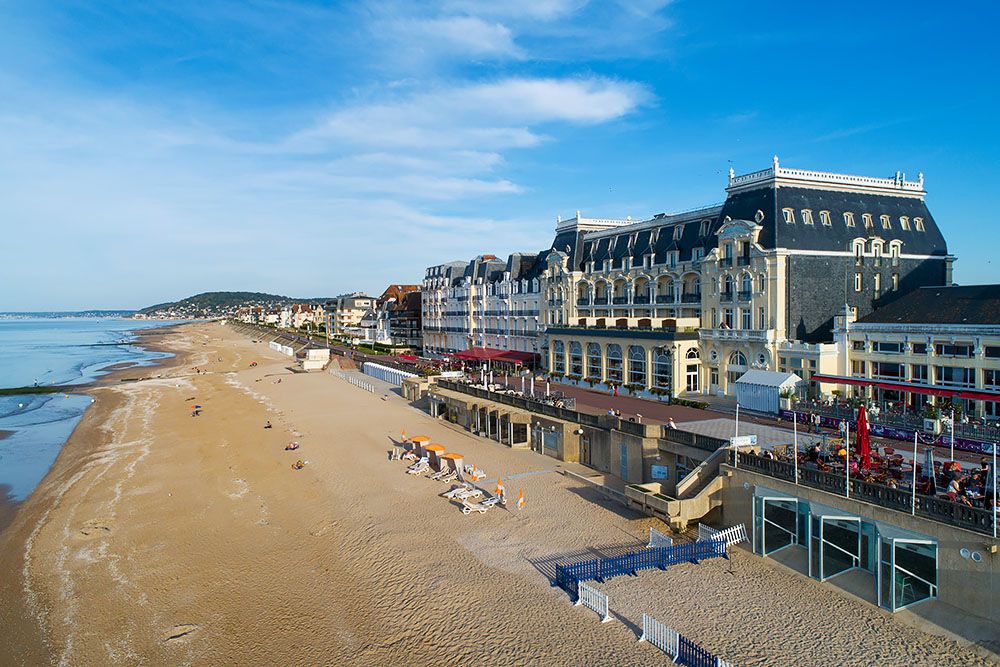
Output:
[
  {"xmin": 397, "ymin": 354, "xmax": 418, "ymax": 361},
  {"xmin": 811, "ymin": 374, "xmax": 1000, "ymax": 402},
  {"xmin": 451, "ymin": 347, "xmax": 508, "ymax": 361},
  {"xmin": 495, "ymin": 350, "xmax": 539, "ymax": 364}
]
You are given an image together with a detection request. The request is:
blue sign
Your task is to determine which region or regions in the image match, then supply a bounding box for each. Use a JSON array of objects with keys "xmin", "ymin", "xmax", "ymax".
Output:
[{"xmin": 651, "ymin": 464, "xmax": 669, "ymax": 480}]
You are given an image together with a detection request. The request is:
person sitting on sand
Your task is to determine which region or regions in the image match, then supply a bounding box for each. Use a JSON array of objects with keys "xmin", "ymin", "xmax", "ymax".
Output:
[
  {"xmin": 264, "ymin": 420, "xmax": 272, "ymax": 429},
  {"xmin": 292, "ymin": 459, "xmax": 305, "ymax": 470},
  {"xmin": 285, "ymin": 442, "xmax": 299, "ymax": 451}
]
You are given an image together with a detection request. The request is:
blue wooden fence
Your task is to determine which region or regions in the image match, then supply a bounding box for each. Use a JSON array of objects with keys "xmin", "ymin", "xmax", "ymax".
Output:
[
  {"xmin": 677, "ymin": 634, "xmax": 717, "ymax": 667},
  {"xmin": 554, "ymin": 540, "xmax": 726, "ymax": 594}
]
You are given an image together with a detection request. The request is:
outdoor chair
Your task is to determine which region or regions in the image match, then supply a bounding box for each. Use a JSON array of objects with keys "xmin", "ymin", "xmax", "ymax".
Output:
[
  {"xmin": 438, "ymin": 470, "xmax": 458, "ymax": 483},
  {"xmin": 462, "ymin": 499, "xmax": 494, "ymax": 515},
  {"xmin": 442, "ymin": 484, "xmax": 473, "ymax": 499},
  {"xmin": 455, "ymin": 487, "xmax": 483, "ymax": 501}
]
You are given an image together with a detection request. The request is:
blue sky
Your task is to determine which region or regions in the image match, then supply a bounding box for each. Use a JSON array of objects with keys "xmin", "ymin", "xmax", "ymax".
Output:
[{"xmin": 1, "ymin": 1, "xmax": 997, "ymax": 310}]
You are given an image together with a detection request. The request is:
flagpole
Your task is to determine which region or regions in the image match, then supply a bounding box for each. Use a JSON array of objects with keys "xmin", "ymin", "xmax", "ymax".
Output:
[
  {"xmin": 993, "ymin": 442, "xmax": 997, "ymax": 540},
  {"xmin": 911, "ymin": 432, "xmax": 918, "ymax": 516},
  {"xmin": 950, "ymin": 408, "xmax": 955, "ymax": 462},
  {"xmin": 793, "ymin": 412, "xmax": 799, "ymax": 485},
  {"xmin": 845, "ymin": 421, "xmax": 851, "ymax": 499}
]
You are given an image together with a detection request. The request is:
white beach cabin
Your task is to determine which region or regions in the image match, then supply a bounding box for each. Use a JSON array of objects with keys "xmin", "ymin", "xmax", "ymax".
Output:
[{"xmin": 734, "ymin": 370, "xmax": 803, "ymax": 414}]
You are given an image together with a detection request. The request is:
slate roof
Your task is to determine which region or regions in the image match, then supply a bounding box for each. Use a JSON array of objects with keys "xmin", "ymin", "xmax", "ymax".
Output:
[{"xmin": 857, "ymin": 284, "xmax": 1000, "ymax": 325}]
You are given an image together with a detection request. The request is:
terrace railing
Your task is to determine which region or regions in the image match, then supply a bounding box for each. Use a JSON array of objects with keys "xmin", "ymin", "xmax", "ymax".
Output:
[{"xmin": 735, "ymin": 451, "xmax": 997, "ymax": 536}]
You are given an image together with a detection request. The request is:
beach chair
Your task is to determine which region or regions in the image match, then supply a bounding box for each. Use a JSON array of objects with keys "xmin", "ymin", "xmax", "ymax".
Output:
[
  {"xmin": 407, "ymin": 456, "xmax": 428, "ymax": 470},
  {"xmin": 482, "ymin": 495, "xmax": 505, "ymax": 508},
  {"xmin": 401, "ymin": 451, "xmax": 418, "ymax": 461},
  {"xmin": 389, "ymin": 448, "xmax": 402, "ymax": 461},
  {"xmin": 438, "ymin": 470, "xmax": 458, "ymax": 483},
  {"xmin": 442, "ymin": 484, "xmax": 473, "ymax": 499},
  {"xmin": 407, "ymin": 462, "xmax": 429, "ymax": 475},
  {"xmin": 455, "ymin": 487, "xmax": 483, "ymax": 501},
  {"xmin": 461, "ymin": 499, "xmax": 495, "ymax": 515},
  {"xmin": 427, "ymin": 467, "xmax": 450, "ymax": 481}
]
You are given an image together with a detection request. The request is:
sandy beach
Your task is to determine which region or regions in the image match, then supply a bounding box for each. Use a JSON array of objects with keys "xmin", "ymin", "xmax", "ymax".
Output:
[{"xmin": 0, "ymin": 322, "xmax": 993, "ymax": 666}]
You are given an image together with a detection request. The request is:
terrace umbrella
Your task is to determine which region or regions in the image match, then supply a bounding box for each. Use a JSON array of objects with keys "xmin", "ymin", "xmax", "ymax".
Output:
[
  {"xmin": 923, "ymin": 447, "xmax": 937, "ymax": 495},
  {"xmin": 857, "ymin": 405, "xmax": 872, "ymax": 471}
]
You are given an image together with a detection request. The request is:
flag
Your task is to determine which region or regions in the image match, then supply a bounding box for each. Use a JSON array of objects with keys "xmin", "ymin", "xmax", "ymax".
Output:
[
  {"xmin": 496, "ymin": 476, "xmax": 505, "ymax": 498},
  {"xmin": 517, "ymin": 488, "xmax": 525, "ymax": 510}
]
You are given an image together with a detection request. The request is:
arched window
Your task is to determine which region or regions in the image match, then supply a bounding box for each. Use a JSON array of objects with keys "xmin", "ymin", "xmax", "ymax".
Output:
[
  {"xmin": 653, "ymin": 348, "xmax": 673, "ymax": 389},
  {"xmin": 686, "ymin": 348, "xmax": 700, "ymax": 360},
  {"xmin": 628, "ymin": 345, "xmax": 646, "ymax": 386},
  {"xmin": 552, "ymin": 341, "xmax": 565, "ymax": 374},
  {"xmin": 587, "ymin": 342, "xmax": 602, "ymax": 380},
  {"xmin": 741, "ymin": 274, "xmax": 752, "ymax": 294},
  {"xmin": 757, "ymin": 273, "xmax": 766, "ymax": 293},
  {"xmin": 723, "ymin": 275, "xmax": 734, "ymax": 297},
  {"xmin": 729, "ymin": 351, "xmax": 748, "ymax": 367},
  {"xmin": 569, "ymin": 341, "xmax": 583, "ymax": 376},
  {"xmin": 606, "ymin": 344, "xmax": 623, "ymax": 383}
]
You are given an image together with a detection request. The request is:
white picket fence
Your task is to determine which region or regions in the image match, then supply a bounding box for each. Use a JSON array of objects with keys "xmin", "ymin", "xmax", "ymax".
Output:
[
  {"xmin": 698, "ymin": 523, "xmax": 747, "ymax": 547},
  {"xmin": 647, "ymin": 527, "xmax": 673, "ymax": 549},
  {"xmin": 332, "ymin": 371, "xmax": 375, "ymax": 393},
  {"xmin": 639, "ymin": 613, "xmax": 678, "ymax": 656},
  {"xmin": 575, "ymin": 582, "xmax": 612, "ymax": 623}
]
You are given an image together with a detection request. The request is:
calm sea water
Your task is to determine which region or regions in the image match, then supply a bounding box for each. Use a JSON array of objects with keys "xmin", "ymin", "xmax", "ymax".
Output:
[{"xmin": 0, "ymin": 318, "xmax": 182, "ymax": 502}]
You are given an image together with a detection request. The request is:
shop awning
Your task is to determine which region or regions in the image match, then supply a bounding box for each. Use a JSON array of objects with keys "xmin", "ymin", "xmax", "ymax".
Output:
[
  {"xmin": 495, "ymin": 350, "xmax": 539, "ymax": 364},
  {"xmin": 452, "ymin": 347, "xmax": 508, "ymax": 361},
  {"xmin": 811, "ymin": 374, "xmax": 1000, "ymax": 402}
]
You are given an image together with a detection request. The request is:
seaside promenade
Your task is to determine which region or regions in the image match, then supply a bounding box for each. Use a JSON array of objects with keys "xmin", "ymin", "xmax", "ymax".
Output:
[{"xmin": 0, "ymin": 322, "xmax": 992, "ymax": 666}]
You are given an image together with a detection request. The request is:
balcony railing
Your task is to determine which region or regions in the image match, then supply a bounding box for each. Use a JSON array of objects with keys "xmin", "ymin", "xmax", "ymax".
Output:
[
  {"xmin": 719, "ymin": 258, "xmax": 733, "ymax": 268},
  {"xmin": 737, "ymin": 256, "xmax": 750, "ymax": 266},
  {"xmin": 612, "ymin": 296, "xmax": 630, "ymax": 305},
  {"xmin": 576, "ymin": 297, "xmax": 591, "ymax": 306},
  {"xmin": 737, "ymin": 290, "xmax": 752, "ymax": 301},
  {"xmin": 633, "ymin": 294, "xmax": 651, "ymax": 304},
  {"xmin": 720, "ymin": 291, "xmax": 734, "ymax": 301},
  {"xmin": 655, "ymin": 294, "xmax": 676, "ymax": 304},
  {"xmin": 681, "ymin": 292, "xmax": 701, "ymax": 303},
  {"xmin": 699, "ymin": 328, "xmax": 770, "ymax": 342},
  {"xmin": 735, "ymin": 452, "xmax": 997, "ymax": 536},
  {"xmin": 593, "ymin": 297, "xmax": 609, "ymax": 305}
]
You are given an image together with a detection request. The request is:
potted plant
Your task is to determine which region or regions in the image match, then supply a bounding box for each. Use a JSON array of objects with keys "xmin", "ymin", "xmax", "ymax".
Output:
[
  {"xmin": 779, "ymin": 389, "xmax": 796, "ymax": 410},
  {"xmin": 584, "ymin": 377, "xmax": 598, "ymax": 388}
]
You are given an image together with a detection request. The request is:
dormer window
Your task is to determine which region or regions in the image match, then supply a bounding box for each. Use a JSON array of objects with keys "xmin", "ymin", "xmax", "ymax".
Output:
[
  {"xmin": 819, "ymin": 210, "xmax": 831, "ymax": 226},
  {"xmin": 880, "ymin": 214, "xmax": 891, "ymax": 230},
  {"xmin": 782, "ymin": 208, "xmax": 795, "ymax": 224},
  {"xmin": 914, "ymin": 217, "xmax": 925, "ymax": 231},
  {"xmin": 700, "ymin": 219, "xmax": 711, "ymax": 236},
  {"xmin": 899, "ymin": 216, "xmax": 910, "ymax": 231},
  {"xmin": 862, "ymin": 213, "xmax": 874, "ymax": 229},
  {"xmin": 673, "ymin": 224, "xmax": 684, "ymax": 240},
  {"xmin": 844, "ymin": 212, "xmax": 856, "ymax": 227},
  {"xmin": 801, "ymin": 209, "xmax": 814, "ymax": 225}
]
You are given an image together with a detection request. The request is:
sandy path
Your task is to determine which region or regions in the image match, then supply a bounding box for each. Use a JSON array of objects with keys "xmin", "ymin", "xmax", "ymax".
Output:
[{"xmin": 0, "ymin": 322, "xmax": 992, "ymax": 666}]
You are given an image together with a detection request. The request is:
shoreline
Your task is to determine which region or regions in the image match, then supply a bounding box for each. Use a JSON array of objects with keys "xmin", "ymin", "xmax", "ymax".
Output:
[{"xmin": 0, "ymin": 323, "xmax": 192, "ymax": 665}]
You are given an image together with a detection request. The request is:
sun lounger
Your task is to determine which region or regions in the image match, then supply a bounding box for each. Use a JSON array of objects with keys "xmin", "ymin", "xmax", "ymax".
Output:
[
  {"xmin": 454, "ymin": 487, "xmax": 483, "ymax": 501},
  {"xmin": 462, "ymin": 499, "xmax": 495, "ymax": 515},
  {"xmin": 407, "ymin": 456, "xmax": 428, "ymax": 470},
  {"xmin": 481, "ymin": 495, "xmax": 505, "ymax": 508},
  {"xmin": 407, "ymin": 463, "xmax": 429, "ymax": 475},
  {"xmin": 402, "ymin": 451, "xmax": 418, "ymax": 461},
  {"xmin": 389, "ymin": 448, "xmax": 402, "ymax": 461},
  {"xmin": 438, "ymin": 470, "xmax": 458, "ymax": 483},
  {"xmin": 442, "ymin": 484, "xmax": 473, "ymax": 499},
  {"xmin": 427, "ymin": 468, "xmax": 450, "ymax": 481}
]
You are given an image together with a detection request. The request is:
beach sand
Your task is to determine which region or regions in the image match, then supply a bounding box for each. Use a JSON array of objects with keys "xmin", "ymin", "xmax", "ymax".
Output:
[{"xmin": 0, "ymin": 322, "xmax": 992, "ymax": 666}]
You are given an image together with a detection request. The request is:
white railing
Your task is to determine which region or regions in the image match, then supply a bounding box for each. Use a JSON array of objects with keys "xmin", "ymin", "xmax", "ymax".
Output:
[
  {"xmin": 698, "ymin": 523, "xmax": 720, "ymax": 542},
  {"xmin": 712, "ymin": 523, "xmax": 748, "ymax": 547},
  {"xmin": 647, "ymin": 527, "xmax": 673, "ymax": 549},
  {"xmin": 639, "ymin": 613, "xmax": 679, "ymax": 657},
  {"xmin": 333, "ymin": 370, "xmax": 375, "ymax": 393},
  {"xmin": 575, "ymin": 582, "xmax": 612, "ymax": 623}
]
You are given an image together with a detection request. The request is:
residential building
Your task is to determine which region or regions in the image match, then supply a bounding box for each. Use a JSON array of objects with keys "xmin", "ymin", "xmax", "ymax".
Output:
[
  {"xmin": 327, "ymin": 293, "xmax": 375, "ymax": 337},
  {"xmin": 387, "ymin": 289, "xmax": 422, "ymax": 350}
]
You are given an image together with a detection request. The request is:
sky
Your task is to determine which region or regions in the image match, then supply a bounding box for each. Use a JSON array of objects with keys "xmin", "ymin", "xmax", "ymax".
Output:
[{"xmin": 1, "ymin": 1, "xmax": 998, "ymax": 310}]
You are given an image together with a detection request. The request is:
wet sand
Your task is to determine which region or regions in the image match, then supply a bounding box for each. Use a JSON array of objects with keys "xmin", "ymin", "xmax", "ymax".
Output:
[{"xmin": 0, "ymin": 322, "xmax": 993, "ymax": 666}]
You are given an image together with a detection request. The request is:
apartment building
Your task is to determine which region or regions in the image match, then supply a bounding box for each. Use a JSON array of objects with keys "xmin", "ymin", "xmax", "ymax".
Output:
[{"xmin": 326, "ymin": 293, "xmax": 375, "ymax": 337}]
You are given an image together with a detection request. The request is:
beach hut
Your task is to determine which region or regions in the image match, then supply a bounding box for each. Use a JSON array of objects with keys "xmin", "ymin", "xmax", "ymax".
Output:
[
  {"xmin": 410, "ymin": 435, "xmax": 430, "ymax": 455},
  {"xmin": 439, "ymin": 452, "xmax": 465, "ymax": 480},
  {"xmin": 424, "ymin": 444, "xmax": 446, "ymax": 470},
  {"xmin": 734, "ymin": 370, "xmax": 803, "ymax": 414}
]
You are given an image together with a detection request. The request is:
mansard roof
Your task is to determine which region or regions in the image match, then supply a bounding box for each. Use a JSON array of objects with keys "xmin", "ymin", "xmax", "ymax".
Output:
[
  {"xmin": 858, "ymin": 284, "xmax": 1000, "ymax": 326},
  {"xmin": 719, "ymin": 186, "xmax": 948, "ymax": 256}
]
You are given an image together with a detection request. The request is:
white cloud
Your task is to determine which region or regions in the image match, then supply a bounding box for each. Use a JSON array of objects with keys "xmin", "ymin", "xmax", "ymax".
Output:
[
  {"xmin": 390, "ymin": 16, "xmax": 522, "ymax": 59},
  {"xmin": 296, "ymin": 76, "xmax": 649, "ymax": 150}
]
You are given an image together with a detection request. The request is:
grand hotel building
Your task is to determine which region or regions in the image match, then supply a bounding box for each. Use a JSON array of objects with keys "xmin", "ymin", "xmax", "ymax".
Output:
[{"xmin": 423, "ymin": 158, "xmax": 955, "ymax": 402}]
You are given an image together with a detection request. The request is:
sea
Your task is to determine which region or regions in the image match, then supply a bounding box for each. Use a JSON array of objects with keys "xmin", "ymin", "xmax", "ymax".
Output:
[{"xmin": 0, "ymin": 317, "xmax": 182, "ymax": 509}]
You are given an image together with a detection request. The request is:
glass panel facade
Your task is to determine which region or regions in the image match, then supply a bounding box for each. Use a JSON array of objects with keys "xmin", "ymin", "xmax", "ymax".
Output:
[{"xmin": 606, "ymin": 344, "xmax": 623, "ymax": 383}]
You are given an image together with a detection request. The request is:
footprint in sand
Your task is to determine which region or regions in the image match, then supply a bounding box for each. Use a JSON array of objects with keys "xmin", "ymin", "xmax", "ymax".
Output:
[
  {"xmin": 78, "ymin": 519, "xmax": 112, "ymax": 539},
  {"xmin": 162, "ymin": 624, "xmax": 200, "ymax": 642},
  {"xmin": 310, "ymin": 521, "xmax": 337, "ymax": 537}
]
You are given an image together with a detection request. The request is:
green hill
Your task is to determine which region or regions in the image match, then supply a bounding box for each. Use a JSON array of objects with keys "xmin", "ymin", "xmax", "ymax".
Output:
[{"xmin": 139, "ymin": 291, "xmax": 337, "ymax": 315}]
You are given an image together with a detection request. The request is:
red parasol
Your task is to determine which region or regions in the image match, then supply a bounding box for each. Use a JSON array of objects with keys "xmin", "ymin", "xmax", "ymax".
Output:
[{"xmin": 856, "ymin": 404, "xmax": 872, "ymax": 471}]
